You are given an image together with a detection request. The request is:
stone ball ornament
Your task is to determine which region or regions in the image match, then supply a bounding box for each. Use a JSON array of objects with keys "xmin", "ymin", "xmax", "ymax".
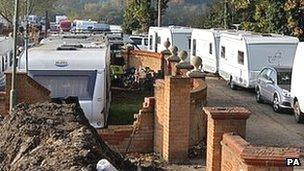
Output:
[
  {"xmin": 167, "ymin": 46, "xmax": 180, "ymax": 62},
  {"xmin": 187, "ymin": 56, "xmax": 205, "ymax": 78}
]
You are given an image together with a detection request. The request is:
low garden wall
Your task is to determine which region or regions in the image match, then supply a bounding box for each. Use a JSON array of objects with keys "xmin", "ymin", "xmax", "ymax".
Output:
[{"xmin": 122, "ymin": 50, "xmax": 165, "ymax": 74}]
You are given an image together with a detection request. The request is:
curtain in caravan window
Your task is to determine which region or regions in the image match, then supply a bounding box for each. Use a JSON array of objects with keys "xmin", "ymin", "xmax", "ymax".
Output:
[{"xmin": 34, "ymin": 75, "xmax": 94, "ymax": 100}]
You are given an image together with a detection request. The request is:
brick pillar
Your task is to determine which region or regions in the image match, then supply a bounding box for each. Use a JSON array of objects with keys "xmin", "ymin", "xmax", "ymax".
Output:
[
  {"xmin": 203, "ymin": 107, "xmax": 251, "ymax": 171},
  {"xmin": 155, "ymin": 76, "xmax": 191, "ymax": 163}
]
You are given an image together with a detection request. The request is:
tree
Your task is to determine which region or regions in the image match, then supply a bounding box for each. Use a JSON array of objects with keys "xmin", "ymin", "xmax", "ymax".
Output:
[
  {"xmin": 122, "ymin": 0, "xmax": 170, "ymax": 34},
  {"xmin": 0, "ymin": 0, "xmax": 58, "ymax": 26}
]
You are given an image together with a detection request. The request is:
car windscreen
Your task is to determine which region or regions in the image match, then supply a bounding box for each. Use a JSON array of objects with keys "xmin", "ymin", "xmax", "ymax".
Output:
[
  {"xmin": 277, "ymin": 71, "xmax": 292, "ymax": 85},
  {"xmin": 130, "ymin": 38, "xmax": 142, "ymax": 45}
]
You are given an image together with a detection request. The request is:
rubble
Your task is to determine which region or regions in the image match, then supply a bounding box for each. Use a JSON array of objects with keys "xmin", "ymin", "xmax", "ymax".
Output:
[
  {"xmin": 0, "ymin": 101, "xmax": 136, "ymax": 171},
  {"xmin": 126, "ymin": 153, "xmax": 166, "ymax": 169}
]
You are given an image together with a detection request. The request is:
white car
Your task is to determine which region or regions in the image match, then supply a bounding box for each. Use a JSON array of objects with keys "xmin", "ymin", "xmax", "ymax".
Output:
[{"xmin": 291, "ymin": 42, "xmax": 304, "ymax": 123}]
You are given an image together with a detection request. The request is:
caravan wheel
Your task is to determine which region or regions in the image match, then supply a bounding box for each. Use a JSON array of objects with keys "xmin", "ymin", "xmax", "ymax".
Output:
[{"xmin": 229, "ymin": 77, "xmax": 237, "ymax": 90}]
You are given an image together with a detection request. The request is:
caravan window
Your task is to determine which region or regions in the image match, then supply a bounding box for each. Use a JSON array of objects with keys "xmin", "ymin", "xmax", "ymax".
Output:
[
  {"xmin": 209, "ymin": 43, "xmax": 213, "ymax": 55},
  {"xmin": 192, "ymin": 39, "xmax": 197, "ymax": 56},
  {"xmin": 188, "ymin": 38, "xmax": 191, "ymax": 50},
  {"xmin": 33, "ymin": 71, "xmax": 97, "ymax": 100},
  {"xmin": 238, "ymin": 51, "xmax": 244, "ymax": 65},
  {"xmin": 221, "ymin": 46, "xmax": 226, "ymax": 58},
  {"xmin": 149, "ymin": 35, "xmax": 153, "ymax": 50},
  {"xmin": 1, "ymin": 56, "xmax": 4, "ymax": 72},
  {"xmin": 144, "ymin": 38, "xmax": 148, "ymax": 46},
  {"xmin": 157, "ymin": 36, "xmax": 161, "ymax": 44}
]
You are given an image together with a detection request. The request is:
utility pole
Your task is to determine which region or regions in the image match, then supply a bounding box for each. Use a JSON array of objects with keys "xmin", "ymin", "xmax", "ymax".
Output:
[
  {"xmin": 157, "ymin": 0, "xmax": 161, "ymax": 27},
  {"xmin": 224, "ymin": 0, "xmax": 228, "ymax": 29},
  {"xmin": 10, "ymin": 0, "xmax": 19, "ymax": 113},
  {"xmin": 25, "ymin": 0, "xmax": 29, "ymax": 73}
]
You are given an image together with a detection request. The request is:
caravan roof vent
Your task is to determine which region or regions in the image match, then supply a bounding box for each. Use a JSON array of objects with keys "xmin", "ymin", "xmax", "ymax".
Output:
[
  {"xmin": 60, "ymin": 44, "xmax": 84, "ymax": 48},
  {"xmin": 62, "ymin": 35, "xmax": 88, "ymax": 39},
  {"xmin": 261, "ymin": 33, "xmax": 273, "ymax": 37},
  {"xmin": 57, "ymin": 44, "xmax": 83, "ymax": 51}
]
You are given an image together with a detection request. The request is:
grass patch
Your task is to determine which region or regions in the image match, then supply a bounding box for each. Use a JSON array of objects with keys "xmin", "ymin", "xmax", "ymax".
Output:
[{"xmin": 108, "ymin": 88, "xmax": 153, "ymax": 125}]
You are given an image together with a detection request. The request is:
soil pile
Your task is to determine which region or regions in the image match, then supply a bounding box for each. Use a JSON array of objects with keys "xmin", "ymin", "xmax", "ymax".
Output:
[{"xmin": 0, "ymin": 101, "xmax": 135, "ymax": 171}]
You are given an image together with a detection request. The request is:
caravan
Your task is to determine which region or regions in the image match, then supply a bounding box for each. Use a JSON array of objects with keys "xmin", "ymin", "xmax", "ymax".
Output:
[
  {"xmin": 218, "ymin": 31, "xmax": 299, "ymax": 89},
  {"xmin": 0, "ymin": 37, "xmax": 13, "ymax": 90},
  {"xmin": 190, "ymin": 29, "xmax": 227, "ymax": 73},
  {"xmin": 148, "ymin": 26, "xmax": 192, "ymax": 60},
  {"xmin": 19, "ymin": 34, "xmax": 111, "ymax": 128}
]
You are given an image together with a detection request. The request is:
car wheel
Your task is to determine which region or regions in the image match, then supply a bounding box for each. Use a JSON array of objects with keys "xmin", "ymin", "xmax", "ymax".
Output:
[
  {"xmin": 294, "ymin": 101, "xmax": 304, "ymax": 123},
  {"xmin": 229, "ymin": 77, "xmax": 237, "ymax": 90},
  {"xmin": 256, "ymin": 88, "xmax": 263, "ymax": 103},
  {"xmin": 272, "ymin": 94, "xmax": 281, "ymax": 113}
]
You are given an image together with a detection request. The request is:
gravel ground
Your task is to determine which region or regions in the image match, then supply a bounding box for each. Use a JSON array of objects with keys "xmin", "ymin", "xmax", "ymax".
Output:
[{"xmin": 206, "ymin": 77, "xmax": 304, "ymax": 152}]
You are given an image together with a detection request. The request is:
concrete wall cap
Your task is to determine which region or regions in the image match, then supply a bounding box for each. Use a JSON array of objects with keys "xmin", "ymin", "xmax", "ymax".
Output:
[{"xmin": 203, "ymin": 107, "xmax": 251, "ymax": 119}]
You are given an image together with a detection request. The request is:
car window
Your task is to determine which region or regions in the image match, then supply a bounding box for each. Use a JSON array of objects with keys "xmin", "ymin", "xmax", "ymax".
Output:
[
  {"xmin": 260, "ymin": 69, "xmax": 269, "ymax": 79},
  {"xmin": 269, "ymin": 70, "xmax": 276, "ymax": 82},
  {"xmin": 277, "ymin": 71, "xmax": 292, "ymax": 85}
]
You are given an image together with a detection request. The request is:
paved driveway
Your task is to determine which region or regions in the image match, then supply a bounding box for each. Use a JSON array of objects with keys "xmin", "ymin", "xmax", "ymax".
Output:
[{"xmin": 206, "ymin": 77, "xmax": 304, "ymax": 151}]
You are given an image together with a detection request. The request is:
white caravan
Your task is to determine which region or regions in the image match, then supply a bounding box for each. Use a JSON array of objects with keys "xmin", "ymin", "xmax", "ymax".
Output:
[
  {"xmin": 218, "ymin": 31, "xmax": 299, "ymax": 89},
  {"xmin": 19, "ymin": 34, "xmax": 111, "ymax": 128},
  {"xmin": 73, "ymin": 20, "xmax": 98, "ymax": 33},
  {"xmin": 190, "ymin": 29, "xmax": 228, "ymax": 73},
  {"xmin": 148, "ymin": 26, "xmax": 192, "ymax": 60},
  {"xmin": 291, "ymin": 42, "xmax": 304, "ymax": 123},
  {"xmin": 0, "ymin": 37, "xmax": 13, "ymax": 89}
]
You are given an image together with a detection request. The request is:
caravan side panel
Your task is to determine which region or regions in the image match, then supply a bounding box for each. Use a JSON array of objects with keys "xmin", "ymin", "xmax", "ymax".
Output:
[
  {"xmin": 191, "ymin": 30, "xmax": 219, "ymax": 73},
  {"xmin": 219, "ymin": 37, "xmax": 250, "ymax": 87}
]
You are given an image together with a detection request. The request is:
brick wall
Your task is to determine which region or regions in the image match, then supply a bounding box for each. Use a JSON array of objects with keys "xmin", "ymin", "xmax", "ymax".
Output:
[
  {"xmin": 221, "ymin": 133, "xmax": 300, "ymax": 171},
  {"xmin": 203, "ymin": 107, "xmax": 251, "ymax": 171},
  {"xmin": 154, "ymin": 76, "xmax": 192, "ymax": 163},
  {"xmin": 189, "ymin": 79, "xmax": 208, "ymax": 147},
  {"xmin": 154, "ymin": 79, "xmax": 165, "ymax": 155},
  {"xmin": 123, "ymin": 50, "xmax": 165, "ymax": 73},
  {"xmin": 1, "ymin": 72, "xmax": 51, "ymax": 116},
  {"xmin": 99, "ymin": 97, "xmax": 155, "ymax": 154}
]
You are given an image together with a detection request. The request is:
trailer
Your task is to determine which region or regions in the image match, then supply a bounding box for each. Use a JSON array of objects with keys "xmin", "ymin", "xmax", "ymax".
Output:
[
  {"xmin": 72, "ymin": 20, "xmax": 98, "ymax": 33},
  {"xmin": 190, "ymin": 29, "xmax": 228, "ymax": 73},
  {"xmin": 218, "ymin": 31, "xmax": 299, "ymax": 89},
  {"xmin": 0, "ymin": 37, "xmax": 13, "ymax": 90},
  {"xmin": 18, "ymin": 34, "xmax": 111, "ymax": 128},
  {"xmin": 148, "ymin": 26, "xmax": 192, "ymax": 60}
]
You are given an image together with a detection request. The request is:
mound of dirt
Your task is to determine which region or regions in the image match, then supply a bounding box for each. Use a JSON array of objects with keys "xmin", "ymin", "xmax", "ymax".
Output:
[{"xmin": 0, "ymin": 101, "xmax": 136, "ymax": 171}]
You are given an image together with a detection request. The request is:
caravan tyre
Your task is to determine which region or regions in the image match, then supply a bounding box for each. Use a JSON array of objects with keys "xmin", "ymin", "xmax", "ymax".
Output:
[
  {"xmin": 294, "ymin": 101, "xmax": 304, "ymax": 123},
  {"xmin": 229, "ymin": 77, "xmax": 237, "ymax": 90}
]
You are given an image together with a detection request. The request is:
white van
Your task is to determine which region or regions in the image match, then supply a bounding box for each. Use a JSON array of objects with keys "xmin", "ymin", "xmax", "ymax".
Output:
[
  {"xmin": 19, "ymin": 34, "xmax": 111, "ymax": 128},
  {"xmin": 218, "ymin": 31, "xmax": 299, "ymax": 89},
  {"xmin": 291, "ymin": 42, "xmax": 304, "ymax": 123},
  {"xmin": 190, "ymin": 29, "xmax": 227, "ymax": 73},
  {"xmin": 148, "ymin": 26, "xmax": 192, "ymax": 60}
]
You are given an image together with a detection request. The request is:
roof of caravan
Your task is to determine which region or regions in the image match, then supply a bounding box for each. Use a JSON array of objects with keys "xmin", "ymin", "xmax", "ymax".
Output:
[
  {"xmin": 19, "ymin": 34, "xmax": 108, "ymax": 71},
  {"xmin": 192, "ymin": 28, "xmax": 237, "ymax": 36},
  {"xmin": 221, "ymin": 31, "xmax": 299, "ymax": 44},
  {"xmin": 0, "ymin": 36, "xmax": 13, "ymax": 55},
  {"xmin": 149, "ymin": 26, "xmax": 192, "ymax": 33}
]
